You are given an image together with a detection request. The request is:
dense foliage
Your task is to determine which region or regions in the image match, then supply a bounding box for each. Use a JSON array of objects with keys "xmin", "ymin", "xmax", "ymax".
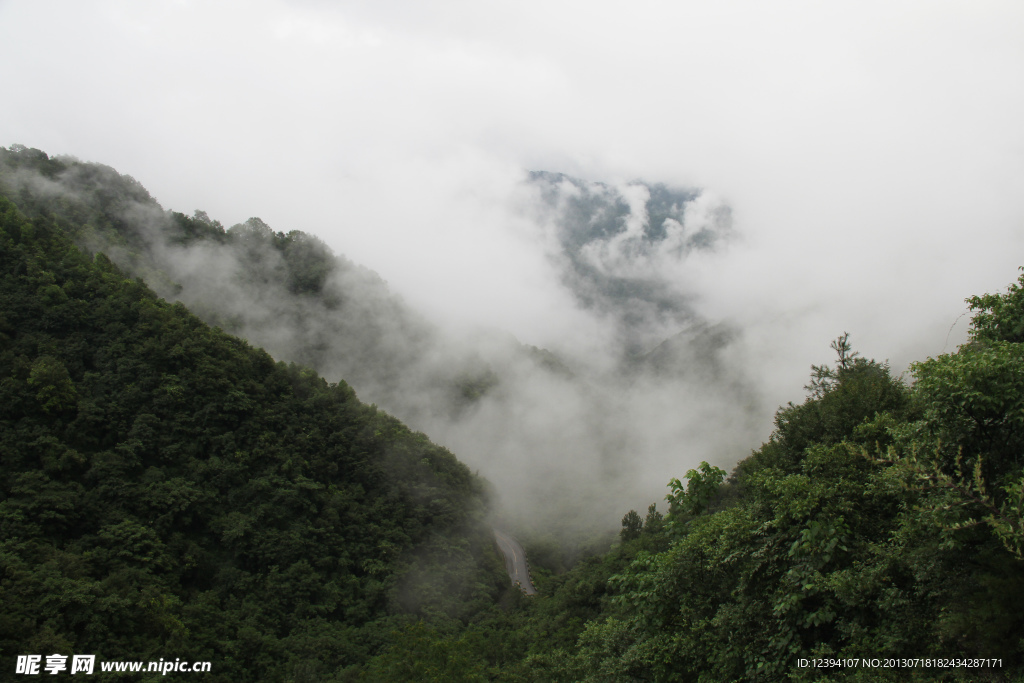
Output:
[
  {"xmin": 480, "ymin": 312, "xmax": 1024, "ymax": 681},
  {"xmin": 0, "ymin": 192, "xmax": 508, "ymax": 681}
]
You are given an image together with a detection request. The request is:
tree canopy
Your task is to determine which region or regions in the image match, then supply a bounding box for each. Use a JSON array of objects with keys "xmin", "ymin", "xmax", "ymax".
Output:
[{"xmin": 0, "ymin": 193, "xmax": 507, "ymax": 681}]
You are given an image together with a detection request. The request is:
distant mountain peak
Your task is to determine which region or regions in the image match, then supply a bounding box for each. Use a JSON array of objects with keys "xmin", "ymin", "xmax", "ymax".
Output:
[{"xmin": 525, "ymin": 170, "xmax": 732, "ymax": 356}]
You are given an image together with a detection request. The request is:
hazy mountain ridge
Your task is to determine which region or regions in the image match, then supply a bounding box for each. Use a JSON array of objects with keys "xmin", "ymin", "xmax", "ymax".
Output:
[
  {"xmin": 0, "ymin": 144, "xmax": 760, "ymax": 540},
  {"xmin": 0, "ymin": 146, "xmax": 504, "ymax": 422}
]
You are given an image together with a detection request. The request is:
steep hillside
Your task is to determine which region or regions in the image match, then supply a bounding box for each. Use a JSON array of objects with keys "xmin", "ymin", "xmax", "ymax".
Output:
[{"xmin": 0, "ymin": 194, "xmax": 507, "ymax": 681}]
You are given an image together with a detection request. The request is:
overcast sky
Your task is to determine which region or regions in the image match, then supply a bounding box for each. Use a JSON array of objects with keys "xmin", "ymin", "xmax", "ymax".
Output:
[{"xmin": 3, "ymin": 0, "xmax": 1024, "ymax": 420}]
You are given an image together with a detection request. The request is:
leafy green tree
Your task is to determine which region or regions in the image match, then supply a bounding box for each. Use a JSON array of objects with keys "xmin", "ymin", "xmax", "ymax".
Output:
[
  {"xmin": 667, "ymin": 460, "xmax": 727, "ymax": 517},
  {"xmin": 966, "ymin": 267, "xmax": 1024, "ymax": 344},
  {"xmin": 27, "ymin": 355, "xmax": 77, "ymax": 413},
  {"xmin": 643, "ymin": 503, "xmax": 664, "ymax": 535},
  {"xmin": 805, "ymin": 331, "xmax": 859, "ymax": 397},
  {"xmin": 619, "ymin": 510, "xmax": 643, "ymax": 542}
]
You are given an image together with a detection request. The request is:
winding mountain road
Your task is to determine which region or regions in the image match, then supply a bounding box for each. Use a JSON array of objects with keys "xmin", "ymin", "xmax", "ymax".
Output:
[{"xmin": 493, "ymin": 529, "xmax": 538, "ymax": 596}]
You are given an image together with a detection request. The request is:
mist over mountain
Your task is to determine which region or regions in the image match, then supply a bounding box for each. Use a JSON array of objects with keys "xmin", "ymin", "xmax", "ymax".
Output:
[
  {"xmin": 8, "ymin": 142, "xmax": 1024, "ymax": 679},
  {"xmin": 525, "ymin": 171, "xmax": 732, "ymax": 359},
  {"xmin": 4, "ymin": 2, "xmax": 1023, "ymax": 676},
  {"xmin": 0, "ymin": 145, "xmax": 761, "ymax": 540}
]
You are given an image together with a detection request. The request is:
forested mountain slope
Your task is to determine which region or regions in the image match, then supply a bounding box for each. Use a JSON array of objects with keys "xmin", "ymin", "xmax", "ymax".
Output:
[
  {"xmin": 468, "ymin": 323, "xmax": 1024, "ymax": 681},
  {"xmin": 0, "ymin": 193, "xmax": 508, "ymax": 681},
  {"xmin": 4, "ymin": 143, "xmax": 1024, "ymax": 681}
]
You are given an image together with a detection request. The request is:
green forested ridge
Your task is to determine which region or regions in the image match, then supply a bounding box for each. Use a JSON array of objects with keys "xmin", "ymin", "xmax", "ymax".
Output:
[{"xmin": 0, "ymin": 193, "xmax": 509, "ymax": 680}]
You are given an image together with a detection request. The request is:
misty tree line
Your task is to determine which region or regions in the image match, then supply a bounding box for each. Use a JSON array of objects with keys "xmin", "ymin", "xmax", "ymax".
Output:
[
  {"xmin": 3, "ymin": 144, "xmax": 1024, "ymax": 681},
  {"xmin": 367, "ymin": 308, "xmax": 1024, "ymax": 681}
]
